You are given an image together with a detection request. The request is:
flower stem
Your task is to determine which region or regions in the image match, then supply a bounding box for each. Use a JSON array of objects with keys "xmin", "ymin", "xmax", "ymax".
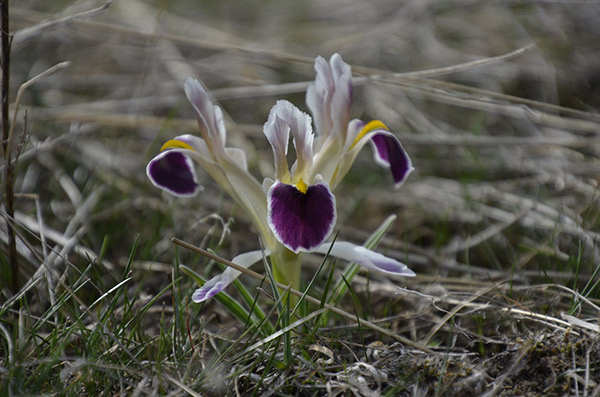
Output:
[{"xmin": 271, "ymin": 247, "xmax": 302, "ymax": 307}]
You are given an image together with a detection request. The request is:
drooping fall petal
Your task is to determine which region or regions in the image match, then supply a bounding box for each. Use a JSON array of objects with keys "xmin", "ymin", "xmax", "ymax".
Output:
[
  {"xmin": 370, "ymin": 131, "xmax": 413, "ymax": 188},
  {"xmin": 191, "ymin": 250, "xmax": 268, "ymax": 303},
  {"xmin": 337, "ymin": 120, "xmax": 413, "ymax": 189},
  {"xmin": 315, "ymin": 241, "xmax": 415, "ymax": 276},
  {"xmin": 267, "ymin": 179, "xmax": 336, "ymax": 253},
  {"xmin": 146, "ymin": 149, "xmax": 201, "ymax": 197}
]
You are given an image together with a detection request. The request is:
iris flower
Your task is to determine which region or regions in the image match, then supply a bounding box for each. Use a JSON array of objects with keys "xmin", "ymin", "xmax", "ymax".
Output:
[{"xmin": 147, "ymin": 54, "xmax": 414, "ymax": 302}]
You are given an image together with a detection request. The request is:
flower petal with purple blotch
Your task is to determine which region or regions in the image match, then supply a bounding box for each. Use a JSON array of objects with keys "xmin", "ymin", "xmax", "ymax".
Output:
[
  {"xmin": 192, "ymin": 278, "xmax": 230, "ymax": 302},
  {"xmin": 146, "ymin": 150, "xmax": 202, "ymax": 197},
  {"xmin": 268, "ymin": 180, "xmax": 336, "ymax": 253},
  {"xmin": 370, "ymin": 132, "xmax": 413, "ymax": 188},
  {"xmin": 349, "ymin": 120, "xmax": 413, "ymax": 188},
  {"xmin": 315, "ymin": 241, "xmax": 415, "ymax": 276}
]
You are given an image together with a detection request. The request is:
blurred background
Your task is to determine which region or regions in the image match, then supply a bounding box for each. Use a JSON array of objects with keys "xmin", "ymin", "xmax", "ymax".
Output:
[{"xmin": 9, "ymin": 0, "xmax": 600, "ymax": 283}]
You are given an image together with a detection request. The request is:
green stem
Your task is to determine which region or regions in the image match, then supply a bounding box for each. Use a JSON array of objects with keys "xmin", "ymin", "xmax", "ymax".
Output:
[{"xmin": 271, "ymin": 247, "xmax": 302, "ymax": 307}]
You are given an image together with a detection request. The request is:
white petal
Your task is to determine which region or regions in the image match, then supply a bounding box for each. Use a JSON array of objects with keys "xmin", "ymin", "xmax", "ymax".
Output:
[
  {"xmin": 269, "ymin": 100, "xmax": 314, "ymax": 181},
  {"xmin": 213, "ymin": 104, "xmax": 227, "ymax": 148},
  {"xmin": 222, "ymin": 167, "xmax": 273, "ymax": 248},
  {"xmin": 225, "ymin": 147, "xmax": 248, "ymax": 171},
  {"xmin": 263, "ymin": 102, "xmax": 291, "ymax": 181},
  {"xmin": 306, "ymin": 54, "xmax": 352, "ymax": 143},
  {"xmin": 262, "ymin": 177, "xmax": 275, "ymax": 194},
  {"xmin": 184, "ymin": 77, "xmax": 226, "ymax": 157},
  {"xmin": 329, "ymin": 54, "xmax": 353, "ymax": 143},
  {"xmin": 174, "ymin": 134, "xmax": 211, "ymax": 157},
  {"xmin": 314, "ymin": 241, "xmax": 415, "ymax": 276},
  {"xmin": 306, "ymin": 56, "xmax": 334, "ymax": 137},
  {"xmin": 191, "ymin": 250, "xmax": 270, "ymax": 303}
]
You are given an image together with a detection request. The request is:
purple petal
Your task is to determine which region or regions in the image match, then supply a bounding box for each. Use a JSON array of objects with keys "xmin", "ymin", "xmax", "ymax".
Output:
[
  {"xmin": 146, "ymin": 150, "xmax": 201, "ymax": 196},
  {"xmin": 268, "ymin": 180, "xmax": 336, "ymax": 253},
  {"xmin": 192, "ymin": 278, "xmax": 230, "ymax": 302},
  {"xmin": 315, "ymin": 241, "xmax": 415, "ymax": 276},
  {"xmin": 370, "ymin": 132, "xmax": 413, "ymax": 188}
]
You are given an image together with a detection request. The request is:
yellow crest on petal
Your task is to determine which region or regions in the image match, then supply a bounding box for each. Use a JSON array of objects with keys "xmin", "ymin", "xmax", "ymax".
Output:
[
  {"xmin": 295, "ymin": 178, "xmax": 309, "ymax": 194},
  {"xmin": 160, "ymin": 139, "xmax": 195, "ymax": 152},
  {"xmin": 350, "ymin": 120, "xmax": 389, "ymax": 149}
]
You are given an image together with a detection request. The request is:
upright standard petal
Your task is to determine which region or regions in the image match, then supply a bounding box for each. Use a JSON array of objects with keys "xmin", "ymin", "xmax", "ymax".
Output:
[
  {"xmin": 267, "ymin": 179, "xmax": 336, "ymax": 253},
  {"xmin": 307, "ymin": 54, "xmax": 354, "ymax": 184},
  {"xmin": 184, "ymin": 77, "xmax": 227, "ymax": 157},
  {"xmin": 146, "ymin": 148, "xmax": 201, "ymax": 197},
  {"xmin": 306, "ymin": 56, "xmax": 334, "ymax": 138},
  {"xmin": 268, "ymin": 100, "xmax": 314, "ymax": 180},
  {"xmin": 263, "ymin": 102, "xmax": 291, "ymax": 182},
  {"xmin": 329, "ymin": 54, "xmax": 353, "ymax": 139},
  {"xmin": 192, "ymin": 250, "xmax": 268, "ymax": 303},
  {"xmin": 315, "ymin": 241, "xmax": 415, "ymax": 277},
  {"xmin": 307, "ymin": 54, "xmax": 352, "ymax": 141}
]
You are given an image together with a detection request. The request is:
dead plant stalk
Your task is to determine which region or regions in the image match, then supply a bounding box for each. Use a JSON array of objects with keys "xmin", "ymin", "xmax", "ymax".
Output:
[{"xmin": 0, "ymin": 0, "xmax": 18, "ymax": 293}]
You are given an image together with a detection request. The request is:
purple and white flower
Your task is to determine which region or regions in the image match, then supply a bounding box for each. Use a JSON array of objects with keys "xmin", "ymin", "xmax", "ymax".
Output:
[{"xmin": 146, "ymin": 54, "xmax": 415, "ymax": 303}]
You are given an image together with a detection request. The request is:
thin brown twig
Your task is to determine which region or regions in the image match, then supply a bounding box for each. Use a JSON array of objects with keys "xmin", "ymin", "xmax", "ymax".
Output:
[
  {"xmin": 171, "ymin": 237, "xmax": 433, "ymax": 353},
  {"xmin": 1, "ymin": 0, "xmax": 18, "ymax": 293},
  {"xmin": 0, "ymin": 14, "xmax": 69, "ymax": 294},
  {"xmin": 0, "ymin": 59, "xmax": 70, "ymax": 294}
]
